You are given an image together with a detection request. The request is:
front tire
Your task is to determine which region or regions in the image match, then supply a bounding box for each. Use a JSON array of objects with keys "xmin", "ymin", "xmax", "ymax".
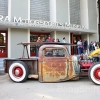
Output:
[
  {"xmin": 88, "ymin": 62, "xmax": 100, "ymax": 85},
  {"xmin": 8, "ymin": 61, "xmax": 29, "ymax": 83}
]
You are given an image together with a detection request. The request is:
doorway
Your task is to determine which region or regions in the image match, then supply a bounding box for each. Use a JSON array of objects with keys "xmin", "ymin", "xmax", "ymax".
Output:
[
  {"xmin": 0, "ymin": 31, "xmax": 7, "ymax": 58},
  {"xmin": 30, "ymin": 32, "xmax": 49, "ymax": 56},
  {"xmin": 71, "ymin": 33, "xmax": 81, "ymax": 55}
]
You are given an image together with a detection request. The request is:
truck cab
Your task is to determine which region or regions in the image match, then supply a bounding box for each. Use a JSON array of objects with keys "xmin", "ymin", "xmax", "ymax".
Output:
[{"xmin": 38, "ymin": 44, "xmax": 80, "ymax": 82}]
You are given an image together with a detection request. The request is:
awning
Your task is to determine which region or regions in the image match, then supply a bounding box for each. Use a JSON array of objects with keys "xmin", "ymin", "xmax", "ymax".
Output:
[{"xmin": 0, "ymin": 21, "xmax": 97, "ymax": 34}]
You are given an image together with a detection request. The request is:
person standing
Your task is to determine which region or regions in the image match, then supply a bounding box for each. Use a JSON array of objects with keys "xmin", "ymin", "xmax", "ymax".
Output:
[
  {"xmin": 36, "ymin": 37, "xmax": 41, "ymax": 57},
  {"xmin": 89, "ymin": 41, "xmax": 95, "ymax": 53},
  {"xmin": 41, "ymin": 37, "xmax": 45, "ymax": 42},
  {"xmin": 93, "ymin": 41, "xmax": 98, "ymax": 50},
  {"xmin": 77, "ymin": 39, "xmax": 82, "ymax": 55},
  {"xmin": 36, "ymin": 37, "xmax": 41, "ymax": 42},
  {"xmin": 54, "ymin": 38, "xmax": 60, "ymax": 42},
  {"xmin": 62, "ymin": 37, "xmax": 66, "ymax": 43},
  {"xmin": 46, "ymin": 35, "xmax": 52, "ymax": 42},
  {"xmin": 83, "ymin": 39, "xmax": 88, "ymax": 54},
  {"xmin": 57, "ymin": 38, "xmax": 60, "ymax": 42},
  {"xmin": 81, "ymin": 41, "xmax": 84, "ymax": 54},
  {"xmin": 95, "ymin": 42, "xmax": 99, "ymax": 49}
]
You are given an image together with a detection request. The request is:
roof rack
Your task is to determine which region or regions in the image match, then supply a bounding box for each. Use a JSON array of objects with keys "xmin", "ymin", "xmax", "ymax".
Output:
[
  {"xmin": 17, "ymin": 42, "xmax": 77, "ymax": 59},
  {"xmin": 17, "ymin": 42, "xmax": 76, "ymax": 46}
]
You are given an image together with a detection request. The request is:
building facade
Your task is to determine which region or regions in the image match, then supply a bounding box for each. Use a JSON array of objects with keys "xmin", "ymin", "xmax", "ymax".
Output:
[{"xmin": 0, "ymin": 0, "xmax": 98, "ymax": 58}]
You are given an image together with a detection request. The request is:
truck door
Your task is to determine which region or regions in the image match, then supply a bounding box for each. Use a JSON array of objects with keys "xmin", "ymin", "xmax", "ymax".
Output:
[{"xmin": 41, "ymin": 47, "xmax": 68, "ymax": 82}]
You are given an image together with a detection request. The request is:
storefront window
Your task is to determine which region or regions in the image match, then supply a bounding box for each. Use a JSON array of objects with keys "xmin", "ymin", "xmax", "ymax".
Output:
[
  {"xmin": 30, "ymin": 34, "xmax": 38, "ymax": 56},
  {"xmin": 30, "ymin": 33, "xmax": 49, "ymax": 56},
  {"xmin": 0, "ymin": 32, "xmax": 7, "ymax": 57},
  {"xmin": 0, "ymin": 33, "xmax": 4, "ymax": 44}
]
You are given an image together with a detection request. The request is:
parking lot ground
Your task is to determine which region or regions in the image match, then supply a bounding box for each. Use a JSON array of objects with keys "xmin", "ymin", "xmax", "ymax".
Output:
[{"xmin": 0, "ymin": 74, "xmax": 100, "ymax": 100}]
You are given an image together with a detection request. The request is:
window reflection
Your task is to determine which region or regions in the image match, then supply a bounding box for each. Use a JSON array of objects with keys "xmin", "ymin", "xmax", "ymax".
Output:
[
  {"xmin": 43, "ymin": 47, "xmax": 66, "ymax": 57},
  {"xmin": 0, "ymin": 33, "xmax": 4, "ymax": 45},
  {"xmin": 0, "ymin": 33, "xmax": 6, "ymax": 54},
  {"xmin": 1, "ymin": 33, "xmax": 6, "ymax": 43}
]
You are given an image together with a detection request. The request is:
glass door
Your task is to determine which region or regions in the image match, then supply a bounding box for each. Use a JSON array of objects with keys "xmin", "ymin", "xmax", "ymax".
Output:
[
  {"xmin": 30, "ymin": 32, "xmax": 49, "ymax": 56},
  {"xmin": 30, "ymin": 34, "xmax": 38, "ymax": 56},
  {"xmin": 0, "ymin": 32, "xmax": 7, "ymax": 57},
  {"xmin": 71, "ymin": 34, "xmax": 81, "ymax": 55}
]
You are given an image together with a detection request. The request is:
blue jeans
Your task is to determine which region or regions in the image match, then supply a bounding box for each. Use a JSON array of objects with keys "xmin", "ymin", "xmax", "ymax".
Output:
[
  {"xmin": 78, "ymin": 48, "xmax": 81, "ymax": 55},
  {"xmin": 36, "ymin": 49, "xmax": 38, "ymax": 57}
]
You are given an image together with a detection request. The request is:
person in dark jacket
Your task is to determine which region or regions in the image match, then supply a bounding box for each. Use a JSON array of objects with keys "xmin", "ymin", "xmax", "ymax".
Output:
[
  {"xmin": 89, "ymin": 41, "xmax": 95, "ymax": 52},
  {"xmin": 83, "ymin": 39, "xmax": 88, "ymax": 54},
  {"xmin": 36, "ymin": 37, "xmax": 41, "ymax": 57}
]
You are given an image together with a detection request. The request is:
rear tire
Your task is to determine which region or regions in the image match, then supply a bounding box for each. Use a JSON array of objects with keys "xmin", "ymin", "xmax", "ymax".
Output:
[
  {"xmin": 8, "ymin": 61, "xmax": 29, "ymax": 83},
  {"xmin": 88, "ymin": 62, "xmax": 100, "ymax": 85}
]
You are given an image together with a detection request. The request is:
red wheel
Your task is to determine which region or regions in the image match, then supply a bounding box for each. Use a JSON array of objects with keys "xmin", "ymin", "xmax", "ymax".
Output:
[
  {"xmin": 93, "ymin": 68, "xmax": 100, "ymax": 80},
  {"xmin": 12, "ymin": 67, "xmax": 23, "ymax": 77},
  {"xmin": 8, "ymin": 61, "xmax": 29, "ymax": 83},
  {"xmin": 89, "ymin": 62, "xmax": 100, "ymax": 85}
]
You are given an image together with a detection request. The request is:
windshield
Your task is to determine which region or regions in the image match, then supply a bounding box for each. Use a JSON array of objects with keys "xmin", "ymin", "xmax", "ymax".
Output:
[{"xmin": 42, "ymin": 47, "xmax": 67, "ymax": 57}]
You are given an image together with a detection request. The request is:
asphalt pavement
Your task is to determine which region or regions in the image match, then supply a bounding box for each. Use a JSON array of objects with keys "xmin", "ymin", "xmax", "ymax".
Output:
[{"xmin": 0, "ymin": 74, "xmax": 100, "ymax": 100}]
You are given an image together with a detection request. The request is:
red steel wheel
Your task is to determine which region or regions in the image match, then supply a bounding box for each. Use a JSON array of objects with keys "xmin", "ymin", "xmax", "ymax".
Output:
[
  {"xmin": 89, "ymin": 62, "xmax": 100, "ymax": 85},
  {"xmin": 8, "ymin": 61, "xmax": 29, "ymax": 83},
  {"xmin": 93, "ymin": 68, "xmax": 100, "ymax": 80},
  {"xmin": 12, "ymin": 67, "xmax": 23, "ymax": 77}
]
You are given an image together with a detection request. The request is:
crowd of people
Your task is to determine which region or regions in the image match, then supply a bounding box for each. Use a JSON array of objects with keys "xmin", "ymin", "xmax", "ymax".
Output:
[
  {"xmin": 36, "ymin": 35, "xmax": 66, "ymax": 43},
  {"xmin": 77, "ymin": 39, "xmax": 99, "ymax": 55},
  {"xmin": 36, "ymin": 35, "xmax": 66, "ymax": 56},
  {"xmin": 88, "ymin": 41, "xmax": 99, "ymax": 51},
  {"xmin": 35, "ymin": 35, "xmax": 99, "ymax": 56}
]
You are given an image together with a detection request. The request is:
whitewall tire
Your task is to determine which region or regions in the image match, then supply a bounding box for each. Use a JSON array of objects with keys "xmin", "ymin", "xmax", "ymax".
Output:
[
  {"xmin": 88, "ymin": 62, "xmax": 100, "ymax": 85},
  {"xmin": 8, "ymin": 61, "xmax": 29, "ymax": 83}
]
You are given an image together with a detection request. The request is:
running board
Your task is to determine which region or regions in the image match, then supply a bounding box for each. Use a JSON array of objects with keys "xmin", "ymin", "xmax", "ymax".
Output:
[{"xmin": 28, "ymin": 75, "xmax": 38, "ymax": 79}]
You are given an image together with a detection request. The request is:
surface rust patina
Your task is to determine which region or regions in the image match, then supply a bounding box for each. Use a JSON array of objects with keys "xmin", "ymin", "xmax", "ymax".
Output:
[{"xmin": 38, "ymin": 45, "xmax": 78, "ymax": 82}]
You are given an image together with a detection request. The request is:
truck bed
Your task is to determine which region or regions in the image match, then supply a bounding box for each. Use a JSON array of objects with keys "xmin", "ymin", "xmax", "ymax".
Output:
[{"xmin": 4, "ymin": 57, "xmax": 38, "ymax": 75}]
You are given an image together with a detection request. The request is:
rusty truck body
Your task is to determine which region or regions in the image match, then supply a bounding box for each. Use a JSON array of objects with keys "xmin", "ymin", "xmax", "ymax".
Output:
[{"xmin": 4, "ymin": 42, "xmax": 100, "ymax": 85}]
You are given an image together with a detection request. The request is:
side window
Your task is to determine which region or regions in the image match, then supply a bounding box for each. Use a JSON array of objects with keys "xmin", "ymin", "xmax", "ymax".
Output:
[{"xmin": 42, "ymin": 47, "xmax": 66, "ymax": 57}]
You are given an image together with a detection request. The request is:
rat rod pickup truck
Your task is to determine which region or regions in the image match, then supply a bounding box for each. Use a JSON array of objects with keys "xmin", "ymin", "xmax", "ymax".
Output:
[{"xmin": 4, "ymin": 42, "xmax": 100, "ymax": 85}]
